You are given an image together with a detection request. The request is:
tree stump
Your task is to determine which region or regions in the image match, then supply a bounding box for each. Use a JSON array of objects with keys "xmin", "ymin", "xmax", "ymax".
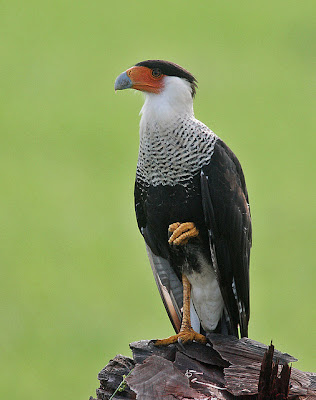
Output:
[{"xmin": 89, "ymin": 334, "xmax": 316, "ymax": 400}]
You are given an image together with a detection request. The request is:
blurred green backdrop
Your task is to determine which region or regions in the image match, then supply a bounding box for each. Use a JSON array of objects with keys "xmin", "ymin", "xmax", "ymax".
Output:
[{"xmin": 1, "ymin": 0, "xmax": 315, "ymax": 398}]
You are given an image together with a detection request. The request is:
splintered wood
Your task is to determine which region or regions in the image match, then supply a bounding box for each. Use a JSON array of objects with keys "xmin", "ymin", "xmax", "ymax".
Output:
[{"xmin": 90, "ymin": 334, "xmax": 316, "ymax": 400}]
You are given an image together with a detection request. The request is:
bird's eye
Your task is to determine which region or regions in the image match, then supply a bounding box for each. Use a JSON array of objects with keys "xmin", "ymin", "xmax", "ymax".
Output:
[{"xmin": 151, "ymin": 68, "xmax": 162, "ymax": 78}]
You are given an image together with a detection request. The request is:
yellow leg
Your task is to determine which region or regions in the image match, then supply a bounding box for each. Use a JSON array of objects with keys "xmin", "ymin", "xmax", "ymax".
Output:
[{"xmin": 155, "ymin": 275, "xmax": 207, "ymax": 346}]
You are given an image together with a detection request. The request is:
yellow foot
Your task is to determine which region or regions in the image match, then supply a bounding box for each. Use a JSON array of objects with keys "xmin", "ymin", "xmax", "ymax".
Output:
[
  {"xmin": 154, "ymin": 328, "xmax": 207, "ymax": 346},
  {"xmin": 168, "ymin": 222, "xmax": 199, "ymax": 246}
]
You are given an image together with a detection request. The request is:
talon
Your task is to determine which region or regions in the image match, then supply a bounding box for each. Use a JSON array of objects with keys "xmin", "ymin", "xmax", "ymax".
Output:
[
  {"xmin": 168, "ymin": 222, "xmax": 199, "ymax": 246},
  {"xmin": 168, "ymin": 222, "xmax": 181, "ymax": 233},
  {"xmin": 155, "ymin": 328, "xmax": 207, "ymax": 346}
]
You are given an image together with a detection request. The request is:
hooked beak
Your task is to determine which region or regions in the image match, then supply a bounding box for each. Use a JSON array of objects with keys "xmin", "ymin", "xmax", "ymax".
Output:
[{"xmin": 114, "ymin": 71, "xmax": 133, "ymax": 91}]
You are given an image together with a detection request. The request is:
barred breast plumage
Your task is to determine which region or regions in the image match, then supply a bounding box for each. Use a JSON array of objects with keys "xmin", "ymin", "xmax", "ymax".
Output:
[{"xmin": 137, "ymin": 116, "xmax": 218, "ymax": 187}]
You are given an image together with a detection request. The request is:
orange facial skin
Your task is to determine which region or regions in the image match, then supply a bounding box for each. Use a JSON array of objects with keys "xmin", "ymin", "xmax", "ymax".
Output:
[{"xmin": 126, "ymin": 66, "xmax": 164, "ymax": 94}]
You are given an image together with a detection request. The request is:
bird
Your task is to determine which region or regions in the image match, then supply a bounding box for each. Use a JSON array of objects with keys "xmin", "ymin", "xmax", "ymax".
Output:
[{"xmin": 114, "ymin": 60, "xmax": 252, "ymax": 345}]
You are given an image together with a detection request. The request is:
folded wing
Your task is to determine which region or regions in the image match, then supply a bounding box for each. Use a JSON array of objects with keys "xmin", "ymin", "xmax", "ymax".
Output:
[{"xmin": 200, "ymin": 139, "xmax": 252, "ymax": 337}]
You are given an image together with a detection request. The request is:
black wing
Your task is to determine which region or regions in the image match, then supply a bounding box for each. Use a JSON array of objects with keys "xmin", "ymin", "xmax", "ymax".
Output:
[{"xmin": 200, "ymin": 139, "xmax": 252, "ymax": 337}]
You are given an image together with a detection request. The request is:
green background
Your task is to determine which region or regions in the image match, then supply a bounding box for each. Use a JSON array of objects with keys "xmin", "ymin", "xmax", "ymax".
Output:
[{"xmin": 1, "ymin": 1, "xmax": 315, "ymax": 398}]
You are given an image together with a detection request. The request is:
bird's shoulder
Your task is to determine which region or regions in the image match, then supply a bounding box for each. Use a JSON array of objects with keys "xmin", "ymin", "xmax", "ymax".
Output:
[{"xmin": 202, "ymin": 138, "xmax": 249, "ymax": 202}]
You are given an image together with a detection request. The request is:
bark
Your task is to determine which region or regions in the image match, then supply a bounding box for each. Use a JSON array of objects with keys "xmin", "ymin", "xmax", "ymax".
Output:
[{"xmin": 89, "ymin": 334, "xmax": 316, "ymax": 400}]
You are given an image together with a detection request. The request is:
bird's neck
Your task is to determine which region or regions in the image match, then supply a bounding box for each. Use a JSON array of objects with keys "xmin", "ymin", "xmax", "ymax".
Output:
[
  {"xmin": 136, "ymin": 77, "xmax": 218, "ymax": 187},
  {"xmin": 139, "ymin": 76, "xmax": 194, "ymax": 136}
]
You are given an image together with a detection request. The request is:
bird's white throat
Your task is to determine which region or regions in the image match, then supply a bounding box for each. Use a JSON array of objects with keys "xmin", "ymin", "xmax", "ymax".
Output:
[{"xmin": 140, "ymin": 76, "xmax": 194, "ymax": 133}]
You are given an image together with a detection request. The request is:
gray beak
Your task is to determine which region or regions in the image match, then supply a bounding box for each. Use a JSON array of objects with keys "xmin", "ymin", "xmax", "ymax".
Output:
[{"xmin": 114, "ymin": 71, "xmax": 133, "ymax": 91}]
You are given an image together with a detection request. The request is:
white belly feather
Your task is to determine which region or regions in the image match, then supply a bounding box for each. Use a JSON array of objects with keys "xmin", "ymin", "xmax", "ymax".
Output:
[{"xmin": 187, "ymin": 253, "xmax": 224, "ymax": 332}]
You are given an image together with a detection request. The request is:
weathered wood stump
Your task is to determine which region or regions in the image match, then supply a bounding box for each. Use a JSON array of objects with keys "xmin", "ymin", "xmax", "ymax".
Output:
[{"xmin": 89, "ymin": 334, "xmax": 316, "ymax": 400}]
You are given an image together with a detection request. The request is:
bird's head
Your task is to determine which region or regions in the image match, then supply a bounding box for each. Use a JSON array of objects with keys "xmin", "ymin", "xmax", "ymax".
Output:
[
  {"xmin": 115, "ymin": 60, "xmax": 197, "ymax": 97},
  {"xmin": 115, "ymin": 60, "xmax": 197, "ymax": 122}
]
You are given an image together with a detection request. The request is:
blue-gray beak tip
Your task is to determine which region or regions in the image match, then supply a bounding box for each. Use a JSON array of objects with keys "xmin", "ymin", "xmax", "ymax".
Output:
[{"xmin": 114, "ymin": 71, "xmax": 133, "ymax": 91}]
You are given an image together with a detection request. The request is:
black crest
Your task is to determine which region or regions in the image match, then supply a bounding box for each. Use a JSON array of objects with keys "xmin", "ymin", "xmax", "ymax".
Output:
[{"xmin": 135, "ymin": 60, "xmax": 198, "ymax": 97}]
